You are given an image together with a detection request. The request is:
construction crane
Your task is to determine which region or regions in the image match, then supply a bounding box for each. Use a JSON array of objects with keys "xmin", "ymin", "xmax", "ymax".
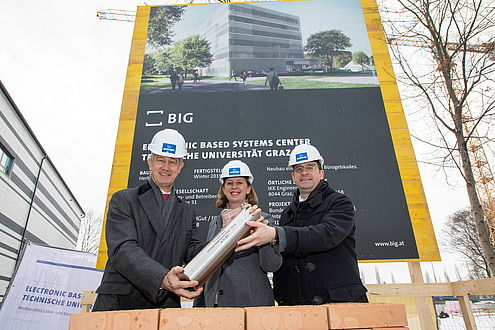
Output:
[
  {"xmin": 97, "ymin": 9, "xmax": 136, "ymax": 22},
  {"xmin": 97, "ymin": 0, "xmax": 226, "ymax": 20},
  {"xmin": 386, "ymin": 36, "xmax": 495, "ymax": 245}
]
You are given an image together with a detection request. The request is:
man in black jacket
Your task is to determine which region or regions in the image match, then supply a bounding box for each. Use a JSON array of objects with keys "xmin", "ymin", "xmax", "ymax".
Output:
[{"xmin": 238, "ymin": 144, "xmax": 368, "ymax": 305}]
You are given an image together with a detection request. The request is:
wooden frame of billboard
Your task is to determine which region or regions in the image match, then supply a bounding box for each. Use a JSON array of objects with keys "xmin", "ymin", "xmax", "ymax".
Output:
[{"xmin": 96, "ymin": 0, "xmax": 440, "ymax": 267}]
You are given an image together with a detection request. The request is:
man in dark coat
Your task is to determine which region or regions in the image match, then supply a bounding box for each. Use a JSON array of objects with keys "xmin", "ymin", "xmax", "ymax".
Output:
[
  {"xmin": 93, "ymin": 129, "xmax": 204, "ymax": 311},
  {"xmin": 237, "ymin": 144, "xmax": 368, "ymax": 305}
]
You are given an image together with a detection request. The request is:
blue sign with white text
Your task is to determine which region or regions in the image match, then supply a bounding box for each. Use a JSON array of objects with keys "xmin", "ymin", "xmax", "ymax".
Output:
[
  {"xmin": 162, "ymin": 143, "xmax": 177, "ymax": 155},
  {"xmin": 295, "ymin": 152, "xmax": 308, "ymax": 163}
]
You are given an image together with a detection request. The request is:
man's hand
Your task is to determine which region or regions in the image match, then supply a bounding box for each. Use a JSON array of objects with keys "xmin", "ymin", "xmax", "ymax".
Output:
[
  {"xmin": 161, "ymin": 266, "xmax": 203, "ymax": 299},
  {"xmin": 236, "ymin": 221, "xmax": 276, "ymax": 252}
]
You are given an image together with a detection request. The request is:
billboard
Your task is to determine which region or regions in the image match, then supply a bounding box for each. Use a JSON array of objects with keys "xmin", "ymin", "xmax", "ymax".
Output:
[
  {"xmin": 0, "ymin": 242, "xmax": 103, "ymax": 329},
  {"xmin": 97, "ymin": 0, "xmax": 440, "ymax": 268}
]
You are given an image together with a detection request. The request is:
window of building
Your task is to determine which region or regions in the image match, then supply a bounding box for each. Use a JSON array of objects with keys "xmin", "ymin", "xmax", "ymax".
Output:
[{"xmin": 0, "ymin": 144, "xmax": 13, "ymax": 176}]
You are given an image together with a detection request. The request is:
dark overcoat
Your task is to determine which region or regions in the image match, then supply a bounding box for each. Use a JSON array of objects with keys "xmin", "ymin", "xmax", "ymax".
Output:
[
  {"xmin": 93, "ymin": 180, "xmax": 203, "ymax": 311},
  {"xmin": 273, "ymin": 180, "xmax": 368, "ymax": 305}
]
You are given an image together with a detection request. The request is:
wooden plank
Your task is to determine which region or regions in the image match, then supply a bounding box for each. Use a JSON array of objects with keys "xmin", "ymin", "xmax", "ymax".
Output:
[
  {"xmin": 366, "ymin": 278, "xmax": 495, "ymax": 297},
  {"xmin": 458, "ymin": 295, "xmax": 478, "ymax": 330},
  {"xmin": 366, "ymin": 283, "xmax": 453, "ymax": 297},
  {"xmin": 408, "ymin": 263, "xmax": 437, "ymax": 330},
  {"xmin": 451, "ymin": 278, "xmax": 495, "ymax": 296}
]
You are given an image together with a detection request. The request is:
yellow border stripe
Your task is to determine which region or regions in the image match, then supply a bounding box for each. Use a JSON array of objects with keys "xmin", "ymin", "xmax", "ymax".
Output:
[
  {"xmin": 361, "ymin": 0, "xmax": 440, "ymax": 261},
  {"xmin": 96, "ymin": 6, "xmax": 151, "ymax": 269}
]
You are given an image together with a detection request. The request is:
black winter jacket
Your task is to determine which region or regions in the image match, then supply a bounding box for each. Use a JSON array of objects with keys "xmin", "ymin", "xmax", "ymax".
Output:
[{"xmin": 273, "ymin": 180, "xmax": 368, "ymax": 305}]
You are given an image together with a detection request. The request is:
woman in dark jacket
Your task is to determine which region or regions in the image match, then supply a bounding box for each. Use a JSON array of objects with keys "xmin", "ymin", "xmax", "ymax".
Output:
[{"xmin": 194, "ymin": 160, "xmax": 281, "ymax": 307}]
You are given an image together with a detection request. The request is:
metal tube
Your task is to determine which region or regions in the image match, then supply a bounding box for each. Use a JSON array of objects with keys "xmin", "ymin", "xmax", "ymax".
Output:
[{"xmin": 180, "ymin": 208, "xmax": 260, "ymax": 289}]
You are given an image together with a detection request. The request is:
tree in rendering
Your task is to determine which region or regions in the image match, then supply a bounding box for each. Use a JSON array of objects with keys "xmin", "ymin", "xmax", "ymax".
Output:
[
  {"xmin": 353, "ymin": 51, "xmax": 371, "ymax": 70},
  {"xmin": 146, "ymin": 6, "xmax": 185, "ymax": 48},
  {"xmin": 169, "ymin": 34, "xmax": 213, "ymax": 77},
  {"xmin": 305, "ymin": 30, "xmax": 352, "ymax": 70},
  {"xmin": 334, "ymin": 54, "xmax": 352, "ymax": 69}
]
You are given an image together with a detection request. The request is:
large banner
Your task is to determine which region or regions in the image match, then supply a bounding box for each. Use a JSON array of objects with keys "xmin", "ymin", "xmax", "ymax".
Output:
[
  {"xmin": 97, "ymin": 0, "xmax": 440, "ymax": 268},
  {"xmin": 0, "ymin": 242, "xmax": 102, "ymax": 329}
]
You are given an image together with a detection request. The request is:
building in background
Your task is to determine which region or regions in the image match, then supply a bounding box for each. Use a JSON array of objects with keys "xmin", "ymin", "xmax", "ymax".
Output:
[
  {"xmin": 199, "ymin": 3, "xmax": 320, "ymax": 77},
  {"xmin": 0, "ymin": 81, "xmax": 84, "ymax": 303}
]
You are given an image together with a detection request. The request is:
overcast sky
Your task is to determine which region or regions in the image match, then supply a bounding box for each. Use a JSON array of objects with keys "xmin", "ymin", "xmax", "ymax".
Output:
[{"xmin": 0, "ymin": 0, "xmax": 471, "ymax": 282}]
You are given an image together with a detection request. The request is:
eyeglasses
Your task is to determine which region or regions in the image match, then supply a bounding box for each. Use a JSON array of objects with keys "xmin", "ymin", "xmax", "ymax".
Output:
[{"xmin": 293, "ymin": 164, "xmax": 318, "ymax": 173}]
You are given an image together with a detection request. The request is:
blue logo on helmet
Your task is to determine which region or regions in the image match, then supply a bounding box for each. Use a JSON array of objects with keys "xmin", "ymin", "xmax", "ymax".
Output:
[
  {"xmin": 229, "ymin": 167, "xmax": 241, "ymax": 176},
  {"xmin": 162, "ymin": 143, "xmax": 177, "ymax": 154},
  {"xmin": 295, "ymin": 152, "xmax": 308, "ymax": 163}
]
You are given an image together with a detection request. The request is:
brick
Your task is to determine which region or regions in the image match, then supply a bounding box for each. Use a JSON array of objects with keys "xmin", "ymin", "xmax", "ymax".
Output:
[
  {"xmin": 69, "ymin": 309, "xmax": 159, "ymax": 330},
  {"xmin": 159, "ymin": 308, "xmax": 244, "ymax": 329},
  {"xmin": 328, "ymin": 327, "xmax": 409, "ymax": 329},
  {"xmin": 325, "ymin": 303, "xmax": 407, "ymax": 329},
  {"xmin": 245, "ymin": 305, "xmax": 328, "ymax": 330}
]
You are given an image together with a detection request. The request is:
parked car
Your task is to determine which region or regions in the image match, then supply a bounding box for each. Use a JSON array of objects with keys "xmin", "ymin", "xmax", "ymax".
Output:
[{"xmin": 254, "ymin": 70, "xmax": 267, "ymax": 76}]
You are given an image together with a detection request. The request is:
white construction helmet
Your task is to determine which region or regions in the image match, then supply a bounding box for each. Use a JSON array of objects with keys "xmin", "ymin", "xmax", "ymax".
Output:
[
  {"xmin": 148, "ymin": 129, "xmax": 187, "ymax": 158},
  {"xmin": 220, "ymin": 160, "xmax": 254, "ymax": 184},
  {"xmin": 288, "ymin": 144, "xmax": 324, "ymax": 168}
]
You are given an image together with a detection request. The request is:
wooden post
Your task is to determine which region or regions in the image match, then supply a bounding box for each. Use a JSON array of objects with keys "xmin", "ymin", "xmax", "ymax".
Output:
[
  {"xmin": 408, "ymin": 262, "xmax": 437, "ymax": 330},
  {"xmin": 457, "ymin": 295, "xmax": 478, "ymax": 329},
  {"xmin": 80, "ymin": 290, "xmax": 97, "ymax": 313}
]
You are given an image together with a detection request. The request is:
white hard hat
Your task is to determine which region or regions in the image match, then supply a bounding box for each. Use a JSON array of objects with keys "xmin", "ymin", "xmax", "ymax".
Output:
[
  {"xmin": 148, "ymin": 129, "xmax": 187, "ymax": 158},
  {"xmin": 220, "ymin": 160, "xmax": 254, "ymax": 184},
  {"xmin": 288, "ymin": 144, "xmax": 324, "ymax": 167}
]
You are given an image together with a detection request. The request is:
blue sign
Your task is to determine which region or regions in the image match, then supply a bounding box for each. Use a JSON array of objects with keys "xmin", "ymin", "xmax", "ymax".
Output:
[
  {"xmin": 295, "ymin": 152, "xmax": 308, "ymax": 163},
  {"xmin": 229, "ymin": 167, "xmax": 241, "ymax": 176},
  {"xmin": 162, "ymin": 143, "xmax": 177, "ymax": 155}
]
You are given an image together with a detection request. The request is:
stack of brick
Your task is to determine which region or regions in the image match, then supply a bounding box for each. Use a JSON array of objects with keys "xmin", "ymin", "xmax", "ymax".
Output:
[{"xmin": 69, "ymin": 302, "xmax": 408, "ymax": 329}]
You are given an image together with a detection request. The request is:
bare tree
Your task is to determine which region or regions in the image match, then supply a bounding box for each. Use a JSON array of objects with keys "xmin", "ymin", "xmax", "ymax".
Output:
[
  {"xmin": 443, "ymin": 208, "xmax": 491, "ymax": 278},
  {"xmin": 378, "ymin": 0, "xmax": 495, "ymax": 276},
  {"xmin": 375, "ymin": 266, "xmax": 384, "ymax": 284},
  {"xmin": 443, "ymin": 269, "xmax": 451, "ymax": 282},
  {"xmin": 360, "ymin": 267, "xmax": 366, "ymax": 283},
  {"xmin": 78, "ymin": 210, "xmax": 104, "ymax": 254},
  {"xmin": 454, "ymin": 264, "xmax": 463, "ymax": 281},
  {"xmin": 424, "ymin": 271, "xmax": 433, "ymax": 283}
]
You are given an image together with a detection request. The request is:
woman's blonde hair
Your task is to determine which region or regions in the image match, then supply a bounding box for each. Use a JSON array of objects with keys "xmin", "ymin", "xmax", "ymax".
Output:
[{"xmin": 215, "ymin": 177, "xmax": 258, "ymax": 209}]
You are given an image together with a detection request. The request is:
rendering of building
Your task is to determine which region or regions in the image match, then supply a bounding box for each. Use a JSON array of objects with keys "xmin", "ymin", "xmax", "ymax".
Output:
[
  {"xmin": 199, "ymin": 3, "xmax": 320, "ymax": 77},
  {"xmin": 0, "ymin": 81, "xmax": 84, "ymax": 303}
]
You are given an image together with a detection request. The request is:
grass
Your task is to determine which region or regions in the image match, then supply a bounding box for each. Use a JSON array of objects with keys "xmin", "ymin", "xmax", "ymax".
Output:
[
  {"xmin": 140, "ymin": 76, "xmax": 171, "ymax": 94},
  {"xmin": 139, "ymin": 73, "xmax": 379, "ymax": 94},
  {"xmin": 246, "ymin": 76, "xmax": 379, "ymax": 89}
]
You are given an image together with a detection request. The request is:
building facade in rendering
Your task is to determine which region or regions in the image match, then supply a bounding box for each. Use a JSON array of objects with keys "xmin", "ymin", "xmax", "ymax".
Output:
[{"xmin": 199, "ymin": 3, "xmax": 320, "ymax": 77}]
